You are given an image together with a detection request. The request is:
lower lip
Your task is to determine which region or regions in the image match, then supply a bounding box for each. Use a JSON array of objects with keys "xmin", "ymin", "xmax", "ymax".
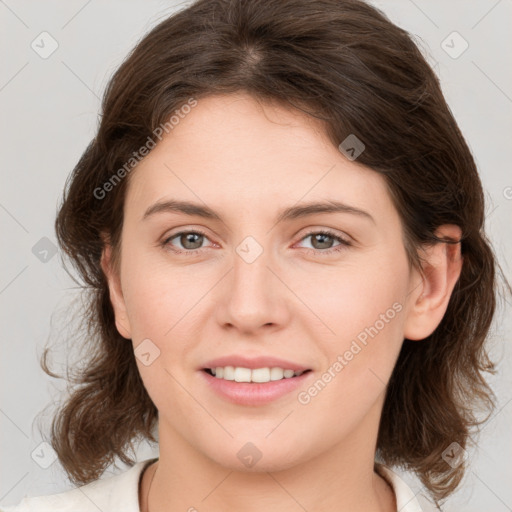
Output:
[{"xmin": 199, "ymin": 370, "xmax": 313, "ymax": 406}]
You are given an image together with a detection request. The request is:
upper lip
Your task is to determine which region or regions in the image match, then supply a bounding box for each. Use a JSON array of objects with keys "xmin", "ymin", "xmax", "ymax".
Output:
[{"xmin": 201, "ymin": 355, "xmax": 310, "ymax": 372}]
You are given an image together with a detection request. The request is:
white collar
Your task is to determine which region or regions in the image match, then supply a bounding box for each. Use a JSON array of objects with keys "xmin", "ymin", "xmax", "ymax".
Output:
[{"xmin": 376, "ymin": 463, "xmax": 437, "ymax": 511}]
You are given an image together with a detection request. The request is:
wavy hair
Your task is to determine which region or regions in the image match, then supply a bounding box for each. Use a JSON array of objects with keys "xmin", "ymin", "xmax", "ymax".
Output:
[{"xmin": 40, "ymin": 0, "xmax": 507, "ymax": 506}]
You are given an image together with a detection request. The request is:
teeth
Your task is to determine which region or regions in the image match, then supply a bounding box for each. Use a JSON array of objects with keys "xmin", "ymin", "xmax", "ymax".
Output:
[{"xmin": 210, "ymin": 366, "xmax": 305, "ymax": 383}]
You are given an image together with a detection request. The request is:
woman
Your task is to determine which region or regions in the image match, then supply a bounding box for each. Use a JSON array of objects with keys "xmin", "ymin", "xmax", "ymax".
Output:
[{"xmin": 1, "ymin": 0, "xmax": 505, "ymax": 511}]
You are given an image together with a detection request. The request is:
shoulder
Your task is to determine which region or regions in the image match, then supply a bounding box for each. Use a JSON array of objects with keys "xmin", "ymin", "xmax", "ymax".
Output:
[
  {"xmin": 375, "ymin": 464, "xmax": 440, "ymax": 512},
  {"xmin": 0, "ymin": 458, "xmax": 157, "ymax": 512}
]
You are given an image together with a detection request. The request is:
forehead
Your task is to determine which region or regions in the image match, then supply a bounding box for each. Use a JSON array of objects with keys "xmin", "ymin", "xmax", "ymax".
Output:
[{"xmin": 125, "ymin": 93, "xmax": 394, "ymax": 223}]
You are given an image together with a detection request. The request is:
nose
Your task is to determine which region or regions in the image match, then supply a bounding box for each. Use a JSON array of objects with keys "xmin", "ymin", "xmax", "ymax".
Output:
[{"xmin": 218, "ymin": 238, "xmax": 291, "ymax": 334}]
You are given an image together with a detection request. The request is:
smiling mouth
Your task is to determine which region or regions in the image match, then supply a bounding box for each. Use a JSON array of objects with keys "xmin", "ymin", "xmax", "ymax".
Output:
[{"xmin": 202, "ymin": 367, "xmax": 312, "ymax": 383}]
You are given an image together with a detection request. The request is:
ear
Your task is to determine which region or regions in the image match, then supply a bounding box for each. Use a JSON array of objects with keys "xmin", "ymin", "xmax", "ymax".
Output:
[
  {"xmin": 403, "ymin": 224, "xmax": 463, "ymax": 341},
  {"xmin": 100, "ymin": 238, "xmax": 132, "ymax": 339}
]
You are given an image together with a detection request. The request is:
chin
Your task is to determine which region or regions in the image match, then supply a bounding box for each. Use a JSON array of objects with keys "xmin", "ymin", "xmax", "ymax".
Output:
[{"xmin": 202, "ymin": 440, "xmax": 307, "ymax": 474}]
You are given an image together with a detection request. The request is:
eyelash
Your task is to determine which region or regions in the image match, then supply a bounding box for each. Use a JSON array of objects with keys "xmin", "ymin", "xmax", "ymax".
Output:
[{"xmin": 161, "ymin": 229, "xmax": 352, "ymax": 256}]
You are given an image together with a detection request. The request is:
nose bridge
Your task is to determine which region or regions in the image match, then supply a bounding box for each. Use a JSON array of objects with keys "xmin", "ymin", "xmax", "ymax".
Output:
[
  {"xmin": 234, "ymin": 235, "xmax": 269, "ymax": 291},
  {"xmin": 222, "ymin": 232, "xmax": 287, "ymax": 330}
]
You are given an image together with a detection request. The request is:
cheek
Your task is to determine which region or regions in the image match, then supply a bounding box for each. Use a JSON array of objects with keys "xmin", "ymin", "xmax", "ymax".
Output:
[
  {"xmin": 121, "ymin": 263, "xmax": 196, "ymax": 400},
  {"xmin": 119, "ymin": 244, "xmax": 193, "ymax": 336},
  {"xmin": 122, "ymin": 276, "xmax": 171, "ymax": 339},
  {"xmin": 293, "ymin": 253, "xmax": 408, "ymax": 404},
  {"xmin": 295, "ymin": 256, "xmax": 407, "ymax": 342},
  {"xmin": 119, "ymin": 251, "xmax": 211, "ymax": 390},
  {"xmin": 271, "ymin": 260, "xmax": 408, "ymax": 458}
]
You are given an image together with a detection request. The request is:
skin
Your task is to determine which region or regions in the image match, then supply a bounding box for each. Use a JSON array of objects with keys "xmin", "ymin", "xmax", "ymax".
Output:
[{"xmin": 101, "ymin": 92, "xmax": 463, "ymax": 512}]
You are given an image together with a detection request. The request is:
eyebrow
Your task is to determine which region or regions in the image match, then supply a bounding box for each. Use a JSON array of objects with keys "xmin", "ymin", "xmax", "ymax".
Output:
[{"xmin": 142, "ymin": 199, "xmax": 375, "ymax": 224}]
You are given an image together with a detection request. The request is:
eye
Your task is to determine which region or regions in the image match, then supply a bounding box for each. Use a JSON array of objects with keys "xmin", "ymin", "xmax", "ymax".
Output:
[
  {"xmin": 161, "ymin": 228, "xmax": 351, "ymax": 256},
  {"xmin": 162, "ymin": 229, "xmax": 213, "ymax": 255},
  {"xmin": 296, "ymin": 230, "xmax": 351, "ymax": 255}
]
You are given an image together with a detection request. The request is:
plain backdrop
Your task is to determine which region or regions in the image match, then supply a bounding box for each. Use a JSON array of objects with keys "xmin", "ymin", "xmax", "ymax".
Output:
[{"xmin": 1, "ymin": 1, "xmax": 511, "ymax": 510}]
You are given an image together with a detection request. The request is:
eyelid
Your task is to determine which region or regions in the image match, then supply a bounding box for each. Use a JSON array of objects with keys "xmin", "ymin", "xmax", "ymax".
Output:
[
  {"xmin": 293, "ymin": 228, "xmax": 352, "ymax": 254},
  {"xmin": 161, "ymin": 228, "xmax": 213, "ymax": 252},
  {"xmin": 295, "ymin": 226, "xmax": 353, "ymax": 244}
]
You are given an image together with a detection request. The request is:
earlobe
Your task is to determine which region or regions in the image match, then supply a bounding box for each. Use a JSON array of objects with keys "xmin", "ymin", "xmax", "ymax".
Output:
[
  {"xmin": 403, "ymin": 225, "xmax": 463, "ymax": 341},
  {"xmin": 100, "ymin": 242, "xmax": 132, "ymax": 339}
]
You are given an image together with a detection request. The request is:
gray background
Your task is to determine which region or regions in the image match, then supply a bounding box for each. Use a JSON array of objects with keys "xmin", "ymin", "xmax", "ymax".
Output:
[{"xmin": 1, "ymin": 0, "xmax": 511, "ymax": 510}]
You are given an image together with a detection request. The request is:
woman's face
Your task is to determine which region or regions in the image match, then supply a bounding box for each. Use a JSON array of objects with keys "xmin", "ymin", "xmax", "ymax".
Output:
[{"xmin": 106, "ymin": 92, "xmax": 423, "ymax": 471}]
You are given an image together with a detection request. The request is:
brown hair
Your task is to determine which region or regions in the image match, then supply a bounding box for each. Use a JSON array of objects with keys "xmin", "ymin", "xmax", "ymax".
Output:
[{"xmin": 41, "ymin": 0, "xmax": 507, "ymax": 506}]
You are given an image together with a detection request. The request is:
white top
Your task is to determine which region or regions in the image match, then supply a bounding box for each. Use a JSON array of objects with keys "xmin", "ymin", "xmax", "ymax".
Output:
[{"xmin": 0, "ymin": 459, "xmax": 436, "ymax": 511}]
